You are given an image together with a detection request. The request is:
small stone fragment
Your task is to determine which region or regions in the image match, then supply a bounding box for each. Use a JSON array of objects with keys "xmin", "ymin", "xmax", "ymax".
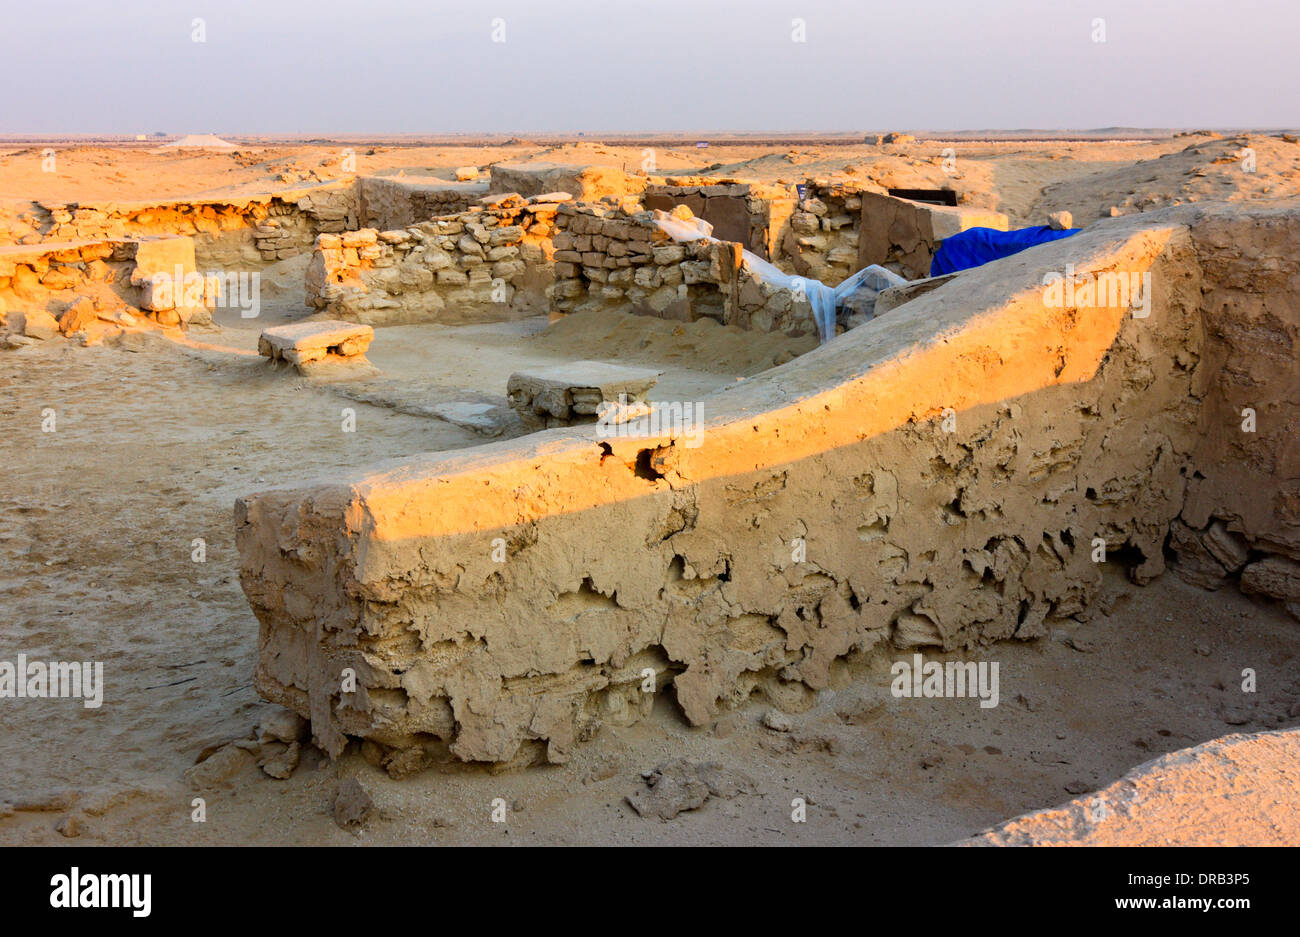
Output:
[
  {"xmin": 260, "ymin": 741, "xmax": 301, "ymax": 780},
  {"xmin": 332, "ymin": 777, "xmax": 374, "ymax": 830},
  {"xmin": 761, "ymin": 709, "xmax": 793, "ymax": 732}
]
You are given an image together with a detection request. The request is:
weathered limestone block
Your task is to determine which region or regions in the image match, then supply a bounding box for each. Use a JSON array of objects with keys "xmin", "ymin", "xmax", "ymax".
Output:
[
  {"xmin": 507, "ymin": 361, "xmax": 661, "ymax": 430},
  {"xmin": 790, "ymin": 212, "xmax": 820, "ymax": 235},
  {"xmin": 1169, "ymin": 520, "xmax": 1230, "ymax": 589},
  {"xmin": 1240, "ymin": 557, "xmax": 1300, "ymax": 604},
  {"xmin": 491, "ymin": 225, "xmax": 525, "ymax": 245},
  {"xmin": 10, "ymin": 308, "xmax": 59, "ymax": 340},
  {"xmin": 129, "ymin": 236, "xmax": 197, "ymax": 283},
  {"xmin": 550, "ymin": 279, "xmax": 585, "ymax": 302},
  {"xmin": 138, "ymin": 272, "xmax": 220, "ymax": 313},
  {"xmin": 258, "ymin": 320, "xmax": 375, "ymax": 376},
  {"xmin": 57, "ymin": 298, "xmax": 99, "ymax": 335},
  {"xmin": 653, "ymin": 244, "xmax": 686, "ymax": 265},
  {"xmin": 1202, "ymin": 521, "xmax": 1250, "ymax": 572}
]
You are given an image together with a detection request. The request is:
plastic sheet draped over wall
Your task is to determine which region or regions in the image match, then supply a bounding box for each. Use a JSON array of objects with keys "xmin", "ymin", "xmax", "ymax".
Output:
[{"xmin": 653, "ymin": 213, "xmax": 905, "ymax": 343}]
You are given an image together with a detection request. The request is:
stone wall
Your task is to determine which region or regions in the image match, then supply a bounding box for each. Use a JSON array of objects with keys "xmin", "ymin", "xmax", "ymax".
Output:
[
  {"xmin": 305, "ymin": 194, "xmax": 560, "ymax": 325},
  {"xmin": 642, "ymin": 179, "xmax": 796, "ymax": 260},
  {"xmin": 779, "ymin": 181, "xmax": 867, "ymax": 285},
  {"xmin": 1, "ymin": 235, "xmax": 217, "ymax": 344},
  {"xmin": 551, "ymin": 202, "xmax": 817, "ymax": 337}
]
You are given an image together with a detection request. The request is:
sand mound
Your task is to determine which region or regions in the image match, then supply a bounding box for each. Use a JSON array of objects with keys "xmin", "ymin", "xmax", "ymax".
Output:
[
  {"xmin": 1037, "ymin": 134, "xmax": 1300, "ymax": 221},
  {"xmin": 533, "ymin": 307, "xmax": 818, "ymax": 375},
  {"xmin": 964, "ymin": 728, "xmax": 1300, "ymax": 846},
  {"xmin": 156, "ymin": 133, "xmax": 238, "ymax": 151}
]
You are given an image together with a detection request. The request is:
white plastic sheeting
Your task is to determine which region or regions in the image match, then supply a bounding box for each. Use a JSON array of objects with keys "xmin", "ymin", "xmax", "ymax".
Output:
[{"xmin": 651, "ymin": 213, "xmax": 906, "ymax": 343}]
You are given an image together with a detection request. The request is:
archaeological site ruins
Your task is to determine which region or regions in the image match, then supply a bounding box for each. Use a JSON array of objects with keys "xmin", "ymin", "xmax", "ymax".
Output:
[{"xmin": 3, "ymin": 129, "xmax": 1298, "ymax": 855}]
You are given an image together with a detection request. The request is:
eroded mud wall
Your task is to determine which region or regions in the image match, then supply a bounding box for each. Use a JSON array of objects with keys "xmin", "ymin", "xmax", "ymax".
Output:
[
  {"xmin": 357, "ymin": 176, "xmax": 488, "ymax": 230},
  {"xmin": 236, "ymin": 203, "xmax": 1299, "ymax": 767},
  {"xmin": 1167, "ymin": 207, "xmax": 1300, "ymax": 607},
  {"xmin": 642, "ymin": 181, "xmax": 796, "ymax": 260},
  {"xmin": 13, "ymin": 183, "xmax": 361, "ymax": 268}
]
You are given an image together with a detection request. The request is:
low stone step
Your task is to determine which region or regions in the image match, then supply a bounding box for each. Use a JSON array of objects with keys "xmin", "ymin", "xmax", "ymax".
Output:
[
  {"xmin": 507, "ymin": 360, "xmax": 661, "ymax": 429},
  {"xmin": 258, "ymin": 319, "xmax": 374, "ymax": 369}
]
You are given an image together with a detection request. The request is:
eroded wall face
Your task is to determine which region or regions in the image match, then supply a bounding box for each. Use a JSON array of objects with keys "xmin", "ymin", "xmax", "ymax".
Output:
[
  {"xmin": 1, "ymin": 236, "xmax": 222, "ymax": 335},
  {"xmin": 358, "ymin": 177, "xmax": 486, "ymax": 230},
  {"xmin": 1167, "ymin": 210, "xmax": 1300, "ymax": 605},
  {"xmin": 855, "ymin": 190, "xmax": 939, "ymax": 280},
  {"xmin": 12, "ymin": 185, "xmax": 361, "ymax": 269},
  {"xmin": 236, "ymin": 206, "xmax": 1300, "ymax": 767},
  {"xmin": 489, "ymin": 164, "xmax": 646, "ymax": 202}
]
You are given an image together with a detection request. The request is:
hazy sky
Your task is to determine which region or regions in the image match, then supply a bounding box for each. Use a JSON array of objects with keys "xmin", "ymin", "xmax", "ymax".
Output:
[{"xmin": 8, "ymin": 0, "xmax": 1298, "ymax": 133}]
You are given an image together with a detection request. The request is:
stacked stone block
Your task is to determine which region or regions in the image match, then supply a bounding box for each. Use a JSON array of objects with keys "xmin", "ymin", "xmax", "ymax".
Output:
[
  {"xmin": 780, "ymin": 181, "xmax": 867, "ymax": 286},
  {"xmin": 306, "ymin": 194, "xmax": 560, "ymax": 325},
  {"xmin": 550, "ymin": 202, "xmax": 817, "ymax": 337}
]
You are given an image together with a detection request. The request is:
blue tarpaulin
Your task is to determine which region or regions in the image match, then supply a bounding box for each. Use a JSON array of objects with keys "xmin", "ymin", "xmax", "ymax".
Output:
[{"xmin": 930, "ymin": 225, "xmax": 1080, "ymax": 276}]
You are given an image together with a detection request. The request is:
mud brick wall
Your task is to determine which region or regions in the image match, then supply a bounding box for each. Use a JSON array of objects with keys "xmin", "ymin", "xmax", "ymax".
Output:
[
  {"xmin": 489, "ymin": 162, "xmax": 646, "ymax": 202},
  {"xmin": 855, "ymin": 190, "xmax": 1009, "ymax": 280},
  {"xmin": 305, "ymin": 196, "xmax": 559, "ymax": 325},
  {"xmin": 550, "ymin": 203, "xmax": 817, "ymax": 337},
  {"xmin": 20, "ymin": 183, "xmax": 361, "ymax": 269},
  {"xmin": 357, "ymin": 176, "xmax": 488, "ymax": 230},
  {"xmin": 1165, "ymin": 204, "xmax": 1300, "ymax": 613},
  {"xmin": 643, "ymin": 180, "xmax": 797, "ymax": 260},
  {"xmin": 236, "ymin": 203, "xmax": 1300, "ymax": 767}
]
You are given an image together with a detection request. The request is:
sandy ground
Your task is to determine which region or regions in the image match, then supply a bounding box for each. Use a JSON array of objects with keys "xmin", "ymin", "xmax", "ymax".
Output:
[
  {"xmin": 1, "ymin": 135, "xmax": 1298, "ymax": 845},
  {"xmin": 205, "ymin": 263, "xmax": 817, "ymax": 436}
]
